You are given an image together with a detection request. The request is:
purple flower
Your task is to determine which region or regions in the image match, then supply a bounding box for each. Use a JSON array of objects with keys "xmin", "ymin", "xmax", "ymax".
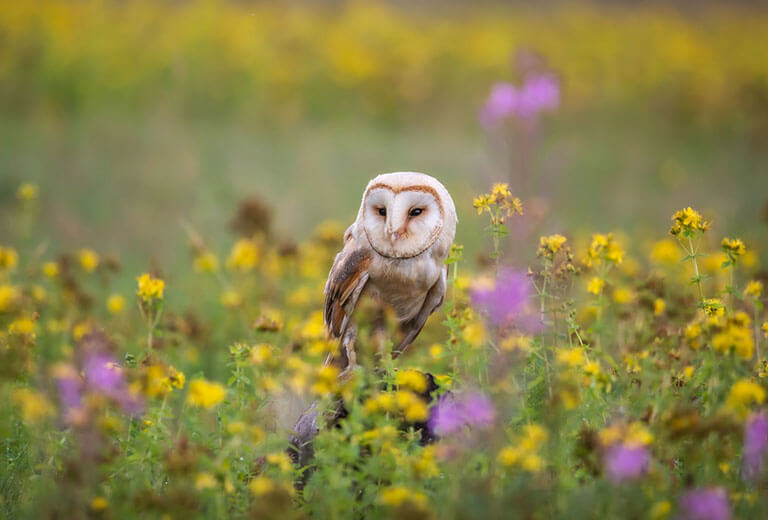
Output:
[
  {"xmin": 85, "ymin": 353, "xmax": 123, "ymax": 393},
  {"xmin": 470, "ymin": 269, "xmax": 538, "ymax": 331},
  {"xmin": 742, "ymin": 411, "xmax": 768, "ymax": 480},
  {"xmin": 677, "ymin": 488, "xmax": 731, "ymax": 520},
  {"xmin": 56, "ymin": 373, "xmax": 82, "ymax": 411},
  {"xmin": 84, "ymin": 352, "xmax": 143, "ymax": 416},
  {"xmin": 479, "ymin": 82, "xmax": 518, "ymax": 129},
  {"xmin": 604, "ymin": 444, "xmax": 649, "ymax": 483},
  {"xmin": 516, "ymin": 74, "xmax": 560, "ymax": 119},
  {"xmin": 428, "ymin": 392, "xmax": 495, "ymax": 436},
  {"xmin": 478, "ymin": 74, "xmax": 560, "ymax": 128}
]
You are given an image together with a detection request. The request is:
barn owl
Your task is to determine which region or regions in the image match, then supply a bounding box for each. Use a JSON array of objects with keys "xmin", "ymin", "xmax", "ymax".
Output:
[{"xmin": 323, "ymin": 172, "xmax": 457, "ymax": 370}]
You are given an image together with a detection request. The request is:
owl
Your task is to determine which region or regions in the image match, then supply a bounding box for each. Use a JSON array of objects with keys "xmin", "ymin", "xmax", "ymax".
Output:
[{"xmin": 323, "ymin": 172, "xmax": 457, "ymax": 370}]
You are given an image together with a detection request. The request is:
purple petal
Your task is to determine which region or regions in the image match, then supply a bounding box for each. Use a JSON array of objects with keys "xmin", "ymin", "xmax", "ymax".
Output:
[
  {"xmin": 428, "ymin": 391, "xmax": 496, "ymax": 436},
  {"xmin": 470, "ymin": 269, "xmax": 536, "ymax": 330},
  {"xmin": 742, "ymin": 411, "xmax": 768, "ymax": 480},
  {"xmin": 604, "ymin": 444, "xmax": 649, "ymax": 483},
  {"xmin": 677, "ymin": 488, "xmax": 731, "ymax": 520},
  {"xmin": 479, "ymin": 82, "xmax": 518, "ymax": 129}
]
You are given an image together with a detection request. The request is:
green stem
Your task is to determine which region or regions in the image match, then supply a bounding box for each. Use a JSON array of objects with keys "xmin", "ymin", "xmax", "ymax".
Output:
[{"xmin": 687, "ymin": 236, "xmax": 705, "ymax": 304}]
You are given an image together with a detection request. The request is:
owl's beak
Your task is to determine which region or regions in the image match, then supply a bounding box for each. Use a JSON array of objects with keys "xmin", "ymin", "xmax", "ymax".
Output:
[{"xmin": 388, "ymin": 227, "xmax": 407, "ymax": 244}]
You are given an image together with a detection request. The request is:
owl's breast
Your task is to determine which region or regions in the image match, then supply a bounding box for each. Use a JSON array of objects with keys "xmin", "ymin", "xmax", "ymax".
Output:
[{"xmin": 366, "ymin": 252, "xmax": 443, "ymax": 322}]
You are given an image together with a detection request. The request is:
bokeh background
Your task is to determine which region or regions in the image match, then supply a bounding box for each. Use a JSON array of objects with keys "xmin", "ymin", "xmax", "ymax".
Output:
[{"xmin": 1, "ymin": 0, "xmax": 768, "ymax": 271}]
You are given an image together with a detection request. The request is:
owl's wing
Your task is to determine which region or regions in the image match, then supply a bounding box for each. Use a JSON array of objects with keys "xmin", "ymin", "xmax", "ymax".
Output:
[
  {"xmin": 392, "ymin": 265, "xmax": 447, "ymax": 359},
  {"xmin": 323, "ymin": 230, "xmax": 371, "ymax": 341}
]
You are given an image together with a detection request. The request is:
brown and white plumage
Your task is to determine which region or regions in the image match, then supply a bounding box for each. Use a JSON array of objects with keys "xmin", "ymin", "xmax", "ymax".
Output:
[{"xmin": 323, "ymin": 172, "xmax": 457, "ymax": 367}]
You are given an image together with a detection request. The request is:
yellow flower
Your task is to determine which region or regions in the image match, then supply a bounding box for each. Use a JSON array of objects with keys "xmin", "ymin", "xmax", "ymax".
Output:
[
  {"xmin": 12, "ymin": 388, "xmax": 53, "ymax": 423},
  {"xmin": 310, "ymin": 365, "xmax": 339, "ymax": 396},
  {"xmin": 587, "ymin": 277, "xmax": 605, "ymax": 295},
  {"xmin": 72, "ymin": 321, "xmax": 92, "ymax": 341},
  {"xmin": 410, "ymin": 446, "xmax": 440, "ymax": 480},
  {"xmin": 42, "ymin": 261, "xmax": 59, "ymax": 278},
  {"xmin": 538, "ymin": 234, "xmax": 567, "ymax": 258},
  {"xmin": 726, "ymin": 379, "xmax": 765, "ymax": 416},
  {"xmin": 670, "ymin": 207, "xmax": 710, "ymax": 235},
  {"xmin": 585, "ymin": 233, "xmax": 624, "ymax": 266},
  {"xmin": 721, "ymin": 237, "xmax": 746, "ymax": 258},
  {"xmin": 107, "ymin": 294, "xmax": 125, "ymax": 314},
  {"xmin": 473, "ymin": 184, "xmax": 522, "ymax": 222},
  {"xmin": 249, "ymin": 477, "xmax": 274, "ymax": 496},
  {"xmin": 557, "ymin": 347, "xmax": 585, "ymax": 368},
  {"xmin": 625, "ymin": 422, "xmax": 653, "ymax": 447},
  {"xmin": 472, "ymin": 194, "xmax": 492, "ymax": 215},
  {"xmin": 500, "ymin": 334, "xmax": 532, "ymax": 353},
  {"xmin": 0, "ymin": 284, "xmax": 19, "ymax": 312},
  {"xmin": 136, "ymin": 273, "xmax": 165, "ymax": 302},
  {"xmin": 702, "ymin": 298, "xmax": 724, "ymax": 317},
  {"xmin": 520, "ymin": 424, "xmax": 549, "ymax": 451},
  {"xmin": 395, "ymin": 391, "xmax": 429, "ymax": 422},
  {"xmin": 462, "ymin": 320, "xmax": 487, "ymax": 347},
  {"xmin": 187, "ymin": 378, "xmax": 226, "ymax": 409},
  {"xmin": 78, "ymin": 248, "xmax": 99, "ymax": 272},
  {"xmin": 266, "ymin": 452, "xmax": 294, "ymax": 473},
  {"xmin": 90, "ymin": 497, "xmax": 109, "ymax": 511},
  {"xmin": 599, "ymin": 421, "xmax": 652, "ymax": 447},
  {"xmin": 250, "ymin": 425, "xmax": 266, "ymax": 444},
  {"xmin": 9, "ymin": 317, "xmax": 36, "ymax": 337},
  {"xmin": 168, "ymin": 366, "xmax": 185, "ymax": 389},
  {"xmin": 220, "ymin": 290, "xmax": 243, "ymax": 308},
  {"xmin": 227, "ymin": 421, "xmax": 247, "ymax": 435},
  {"xmin": 250, "ymin": 343, "xmax": 274, "ymax": 365},
  {"xmin": 379, "ymin": 486, "xmax": 428, "ymax": 509},
  {"xmin": 497, "ymin": 446, "xmax": 521, "ymax": 467},
  {"xmin": 650, "ymin": 500, "xmax": 672, "ymax": 519},
  {"xmin": 227, "ymin": 238, "xmax": 259, "ymax": 272},
  {"xmin": 17, "ymin": 183, "xmax": 39, "ymax": 201},
  {"xmin": 612, "ymin": 287, "xmax": 634, "ymax": 304},
  {"xmin": 0, "ymin": 246, "xmax": 19, "ymax": 271},
  {"xmin": 520, "ymin": 454, "xmax": 544, "ymax": 473},
  {"xmin": 653, "ymin": 298, "xmax": 666, "ymax": 316},
  {"xmin": 300, "ymin": 310, "xmax": 325, "ymax": 340},
  {"xmin": 395, "ymin": 369, "xmax": 428, "ymax": 394},
  {"xmin": 650, "ymin": 239, "xmax": 679, "ymax": 265},
  {"xmin": 744, "ymin": 280, "xmax": 763, "ymax": 299},
  {"xmin": 498, "ymin": 424, "xmax": 548, "ymax": 473},
  {"xmin": 429, "ymin": 343, "xmax": 444, "ymax": 359},
  {"xmin": 583, "ymin": 360, "xmax": 601, "ymax": 377},
  {"xmin": 195, "ymin": 472, "xmax": 217, "ymax": 491},
  {"xmin": 598, "ymin": 424, "xmax": 623, "ymax": 446},
  {"xmin": 763, "ymin": 322, "xmax": 768, "ymax": 339},
  {"xmin": 194, "ymin": 251, "xmax": 219, "ymax": 273},
  {"xmin": 491, "ymin": 183, "xmax": 511, "ymax": 199},
  {"xmin": 31, "ymin": 285, "xmax": 46, "ymax": 302},
  {"xmin": 144, "ymin": 365, "xmax": 172, "ymax": 398},
  {"xmin": 712, "ymin": 320, "xmax": 754, "ymax": 360}
]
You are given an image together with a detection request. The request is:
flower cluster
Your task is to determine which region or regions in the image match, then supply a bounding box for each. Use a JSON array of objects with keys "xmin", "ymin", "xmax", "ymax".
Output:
[
  {"xmin": 136, "ymin": 273, "xmax": 165, "ymax": 302},
  {"xmin": 497, "ymin": 424, "xmax": 549, "ymax": 474},
  {"xmin": 473, "ymin": 183, "xmax": 523, "ymax": 225},
  {"xmin": 670, "ymin": 207, "xmax": 710, "ymax": 236}
]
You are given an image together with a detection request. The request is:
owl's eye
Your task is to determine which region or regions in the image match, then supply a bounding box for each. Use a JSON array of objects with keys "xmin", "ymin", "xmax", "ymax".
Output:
[
  {"xmin": 409, "ymin": 208, "xmax": 423, "ymax": 217},
  {"xmin": 377, "ymin": 207, "xmax": 387, "ymax": 217}
]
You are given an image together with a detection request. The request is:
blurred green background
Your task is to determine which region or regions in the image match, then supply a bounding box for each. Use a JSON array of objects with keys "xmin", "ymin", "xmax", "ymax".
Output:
[{"xmin": 1, "ymin": 0, "xmax": 767, "ymax": 271}]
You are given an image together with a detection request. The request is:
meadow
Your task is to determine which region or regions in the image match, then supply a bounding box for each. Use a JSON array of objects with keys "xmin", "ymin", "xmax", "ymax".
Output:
[{"xmin": 2, "ymin": 1, "xmax": 768, "ymax": 519}]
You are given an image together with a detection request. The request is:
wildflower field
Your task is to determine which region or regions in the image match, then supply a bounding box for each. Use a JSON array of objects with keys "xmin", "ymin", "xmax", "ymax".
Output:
[{"xmin": 3, "ymin": 1, "xmax": 768, "ymax": 519}]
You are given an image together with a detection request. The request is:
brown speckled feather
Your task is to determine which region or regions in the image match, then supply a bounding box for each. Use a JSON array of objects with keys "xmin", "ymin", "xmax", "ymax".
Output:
[{"xmin": 323, "ymin": 242, "xmax": 371, "ymax": 339}]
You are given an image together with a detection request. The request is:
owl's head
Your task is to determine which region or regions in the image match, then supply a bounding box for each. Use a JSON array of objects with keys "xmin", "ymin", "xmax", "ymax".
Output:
[{"xmin": 360, "ymin": 172, "xmax": 456, "ymax": 259}]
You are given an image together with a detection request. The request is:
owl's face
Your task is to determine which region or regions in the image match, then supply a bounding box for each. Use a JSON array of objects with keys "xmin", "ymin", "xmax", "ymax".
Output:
[{"xmin": 362, "ymin": 184, "xmax": 444, "ymax": 259}]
